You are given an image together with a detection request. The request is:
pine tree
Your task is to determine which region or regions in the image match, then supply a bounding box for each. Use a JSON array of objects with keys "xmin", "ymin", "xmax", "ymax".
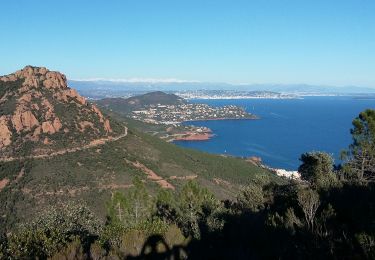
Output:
[{"xmin": 346, "ymin": 109, "xmax": 375, "ymax": 181}]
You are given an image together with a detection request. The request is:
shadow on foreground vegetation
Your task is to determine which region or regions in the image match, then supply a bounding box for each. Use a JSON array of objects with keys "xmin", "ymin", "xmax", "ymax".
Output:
[{"xmin": 1, "ymin": 109, "xmax": 375, "ymax": 259}]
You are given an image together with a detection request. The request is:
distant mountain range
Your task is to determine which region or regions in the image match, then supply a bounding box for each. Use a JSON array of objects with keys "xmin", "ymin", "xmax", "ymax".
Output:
[{"xmin": 69, "ymin": 80, "xmax": 375, "ymax": 99}]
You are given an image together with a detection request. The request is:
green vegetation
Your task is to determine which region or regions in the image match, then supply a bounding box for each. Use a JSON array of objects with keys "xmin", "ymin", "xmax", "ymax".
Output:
[
  {"xmin": 0, "ymin": 72, "xmax": 124, "ymax": 158},
  {"xmin": 2, "ymin": 164, "xmax": 375, "ymax": 258},
  {"xmin": 0, "ymin": 79, "xmax": 25, "ymax": 106},
  {"xmin": 107, "ymin": 178, "xmax": 154, "ymax": 228},
  {"xmin": 0, "ymin": 79, "xmax": 24, "ymax": 116},
  {"xmin": 0, "ymin": 110, "xmax": 374, "ymax": 258},
  {"xmin": 343, "ymin": 109, "xmax": 375, "ymax": 181},
  {"xmin": 106, "ymin": 113, "xmax": 195, "ymax": 141},
  {"xmin": 5, "ymin": 203, "xmax": 101, "ymax": 259},
  {"xmin": 0, "ymin": 113, "xmax": 277, "ymax": 238},
  {"xmin": 299, "ymin": 151, "xmax": 338, "ymax": 189},
  {"xmin": 96, "ymin": 92, "xmax": 255, "ymax": 126},
  {"xmin": 96, "ymin": 91, "xmax": 186, "ymax": 114},
  {"xmin": 2, "ymin": 72, "xmax": 375, "ymax": 258}
]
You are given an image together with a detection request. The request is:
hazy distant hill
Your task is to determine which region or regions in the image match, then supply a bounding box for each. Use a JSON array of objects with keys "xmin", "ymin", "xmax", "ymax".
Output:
[
  {"xmin": 70, "ymin": 79, "xmax": 375, "ymax": 98},
  {"xmin": 96, "ymin": 91, "xmax": 186, "ymax": 113},
  {"xmin": 249, "ymin": 84, "xmax": 375, "ymax": 94}
]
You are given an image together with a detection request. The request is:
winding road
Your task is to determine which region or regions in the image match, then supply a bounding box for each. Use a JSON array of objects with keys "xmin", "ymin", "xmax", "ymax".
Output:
[{"xmin": 0, "ymin": 126, "xmax": 128, "ymax": 162}]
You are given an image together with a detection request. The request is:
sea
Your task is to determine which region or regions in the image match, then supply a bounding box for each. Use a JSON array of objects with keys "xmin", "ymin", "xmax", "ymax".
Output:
[{"xmin": 173, "ymin": 96, "xmax": 375, "ymax": 170}]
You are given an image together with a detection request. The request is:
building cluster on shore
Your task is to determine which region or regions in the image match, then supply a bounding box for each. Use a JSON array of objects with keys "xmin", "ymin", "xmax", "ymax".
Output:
[
  {"xmin": 131, "ymin": 103, "xmax": 255, "ymax": 125},
  {"xmin": 174, "ymin": 90, "xmax": 298, "ymax": 100}
]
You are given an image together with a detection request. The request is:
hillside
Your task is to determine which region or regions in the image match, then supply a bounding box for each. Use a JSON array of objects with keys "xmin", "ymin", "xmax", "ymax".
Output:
[
  {"xmin": 0, "ymin": 66, "xmax": 123, "ymax": 158},
  {"xmin": 0, "ymin": 120, "xmax": 278, "ymax": 232},
  {"xmin": 0, "ymin": 67, "xmax": 279, "ymax": 233},
  {"xmin": 97, "ymin": 91, "xmax": 186, "ymax": 113},
  {"xmin": 2, "ymin": 68, "xmax": 371, "ymax": 260}
]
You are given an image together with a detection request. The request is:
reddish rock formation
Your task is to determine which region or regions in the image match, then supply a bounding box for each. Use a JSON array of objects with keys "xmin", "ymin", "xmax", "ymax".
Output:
[
  {"xmin": 40, "ymin": 118, "xmax": 61, "ymax": 135},
  {"xmin": 23, "ymin": 76, "xmax": 39, "ymax": 88},
  {"xmin": 104, "ymin": 119, "xmax": 112, "ymax": 133},
  {"xmin": 43, "ymin": 71, "xmax": 67, "ymax": 89},
  {"xmin": 92, "ymin": 104, "xmax": 104, "ymax": 120},
  {"xmin": 43, "ymin": 137, "xmax": 51, "ymax": 145},
  {"xmin": 53, "ymin": 118, "xmax": 62, "ymax": 132},
  {"xmin": 41, "ymin": 121, "xmax": 53, "ymax": 134},
  {"xmin": 0, "ymin": 66, "xmax": 117, "ymax": 156},
  {"xmin": 79, "ymin": 121, "xmax": 94, "ymax": 131},
  {"xmin": 11, "ymin": 109, "xmax": 39, "ymax": 133},
  {"xmin": 92, "ymin": 104, "xmax": 112, "ymax": 133},
  {"xmin": 33, "ymin": 126, "xmax": 41, "ymax": 137},
  {"xmin": 54, "ymin": 88, "xmax": 87, "ymax": 105},
  {"xmin": 0, "ymin": 116, "xmax": 12, "ymax": 148},
  {"xmin": 19, "ymin": 93, "xmax": 32, "ymax": 103},
  {"xmin": 41, "ymin": 98, "xmax": 55, "ymax": 119},
  {"xmin": 68, "ymin": 89, "xmax": 86, "ymax": 105},
  {"xmin": 0, "ymin": 178, "xmax": 10, "ymax": 191},
  {"xmin": 174, "ymin": 132, "xmax": 213, "ymax": 141}
]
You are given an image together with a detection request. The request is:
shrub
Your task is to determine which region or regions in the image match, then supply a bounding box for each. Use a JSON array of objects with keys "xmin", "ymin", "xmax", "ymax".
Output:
[
  {"xmin": 7, "ymin": 202, "xmax": 101, "ymax": 258},
  {"xmin": 236, "ymin": 183, "xmax": 265, "ymax": 212}
]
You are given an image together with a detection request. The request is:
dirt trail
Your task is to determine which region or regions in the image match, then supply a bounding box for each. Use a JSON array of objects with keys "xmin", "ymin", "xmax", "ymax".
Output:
[
  {"xmin": 125, "ymin": 159, "xmax": 175, "ymax": 190},
  {"xmin": 99, "ymin": 183, "xmax": 134, "ymax": 190},
  {"xmin": 0, "ymin": 127, "xmax": 128, "ymax": 162},
  {"xmin": 213, "ymin": 178, "xmax": 232, "ymax": 187},
  {"xmin": 0, "ymin": 168, "xmax": 25, "ymax": 192},
  {"xmin": 0, "ymin": 178, "xmax": 10, "ymax": 191},
  {"xmin": 169, "ymin": 175, "xmax": 197, "ymax": 180}
]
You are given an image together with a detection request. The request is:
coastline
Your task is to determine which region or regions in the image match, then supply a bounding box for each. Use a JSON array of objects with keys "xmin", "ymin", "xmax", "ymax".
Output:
[
  {"xmin": 246, "ymin": 157, "xmax": 300, "ymax": 180},
  {"xmin": 168, "ymin": 127, "xmax": 214, "ymax": 142},
  {"xmin": 172, "ymin": 129, "xmax": 301, "ymax": 180},
  {"xmin": 172, "ymin": 132, "xmax": 214, "ymax": 141},
  {"xmin": 181, "ymin": 116, "xmax": 259, "ymax": 123},
  {"xmin": 170, "ymin": 117, "xmax": 258, "ymax": 142},
  {"xmin": 182, "ymin": 96, "xmax": 301, "ymax": 100}
]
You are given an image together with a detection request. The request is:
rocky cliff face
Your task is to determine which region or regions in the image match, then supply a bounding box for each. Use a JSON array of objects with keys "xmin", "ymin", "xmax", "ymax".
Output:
[{"xmin": 0, "ymin": 66, "xmax": 119, "ymax": 156}]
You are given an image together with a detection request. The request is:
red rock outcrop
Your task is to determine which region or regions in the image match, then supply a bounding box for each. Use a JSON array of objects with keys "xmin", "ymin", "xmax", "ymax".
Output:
[
  {"xmin": 41, "ymin": 98, "xmax": 55, "ymax": 119},
  {"xmin": 92, "ymin": 104, "xmax": 112, "ymax": 133},
  {"xmin": 43, "ymin": 71, "xmax": 67, "ymax": 89},
  {"xmin": 19, "ymin": 93, "xmax": 32, "ymax": 103},
  {"xmin": 173, "ymin": 132, "xmax": 213, "ymax": 141},
  {"xmin": 0, "ymin": 66, "xmax": 116, "ymax": 155},
  {"xmin": 11, "ymin": 109, "xmax": 39, "ymax": 133},
  {"xmin": 0, "ymin": 178, "xmax": 10, "ymax": 191},
  {"xmin": 53, "ymin": 118, "xmax": 62, "ymax": 132},
  {"xmin": 79, "ymin": 121, "xmax": 94, "ymax": 132},
  {"xmin": 42, "ymin": 119, "xmax": 62, "ymax": 134},
  {"xmin": 104, "ymin": 119, "xmax": 112, "ymax": 133},
  {"xmin": 0, "ymin": 116, "xmax": 12, "ymax": 148}
]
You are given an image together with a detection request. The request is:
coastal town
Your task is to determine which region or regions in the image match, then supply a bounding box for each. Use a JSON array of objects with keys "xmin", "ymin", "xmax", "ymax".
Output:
[
  {"xmin": 174, "ymin": 90, "xmax": 299, "ymax": 100},
  {"xmin": 130, "ymin": 103, "xmax": 256, "ymax": 125},
  {"xmin": 96, "ymin": 91, "xmax": 258, "ymax": 141}
]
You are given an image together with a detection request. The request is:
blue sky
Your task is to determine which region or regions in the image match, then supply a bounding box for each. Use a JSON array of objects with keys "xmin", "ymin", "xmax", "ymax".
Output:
[{"xmin": 0, "ymin": 0, "xmax": 374, "ymax": 87}]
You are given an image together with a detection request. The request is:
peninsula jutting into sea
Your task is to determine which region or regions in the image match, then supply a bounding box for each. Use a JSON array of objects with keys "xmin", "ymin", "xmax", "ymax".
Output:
[{"xmin": 96, "ymin": 91, "xmax": 257, "ymax": 141}]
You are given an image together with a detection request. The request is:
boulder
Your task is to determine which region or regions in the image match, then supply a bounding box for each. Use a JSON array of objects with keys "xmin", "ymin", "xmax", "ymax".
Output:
[{"xmin": 12, "ymin": 110, "xmax": 39, "ymax": 133}]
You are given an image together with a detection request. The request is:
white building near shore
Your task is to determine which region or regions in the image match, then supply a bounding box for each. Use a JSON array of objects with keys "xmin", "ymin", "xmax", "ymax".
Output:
[{"xmin": 273, "ymin": 168, "xmax": 301, "ymax": 180}]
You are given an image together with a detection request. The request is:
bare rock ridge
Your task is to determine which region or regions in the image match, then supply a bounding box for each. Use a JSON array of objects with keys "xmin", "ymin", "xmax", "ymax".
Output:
[{"xmin": 0, "ymin": 66, "xmax": 118, "ymax": 157}]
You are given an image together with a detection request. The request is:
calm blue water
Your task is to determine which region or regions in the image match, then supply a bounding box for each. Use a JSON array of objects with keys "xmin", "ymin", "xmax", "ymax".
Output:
[{"xmin": 173, "ymin": 97, "xmax": 375, "ymax": 170}]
